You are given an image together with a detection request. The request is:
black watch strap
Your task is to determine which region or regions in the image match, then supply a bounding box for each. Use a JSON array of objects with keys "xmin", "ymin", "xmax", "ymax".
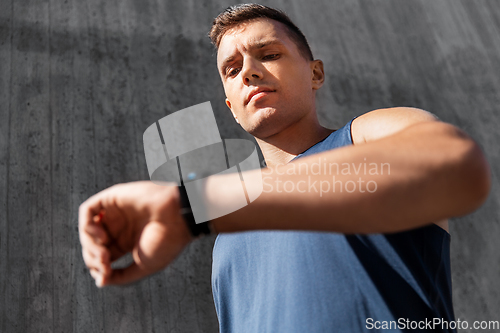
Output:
[{"xmin": 177, "ymin": 185, "xmax": 212, "ymax": 237}]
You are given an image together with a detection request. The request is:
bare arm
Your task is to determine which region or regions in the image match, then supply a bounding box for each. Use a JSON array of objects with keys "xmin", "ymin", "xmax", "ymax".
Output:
[
  {"xmin": 209, "ymin": 112, "xmax": 491, "ymax": 234},
  {"xmin": 79, "ymin": 108, "xmax": 491, "ymax": 286}
]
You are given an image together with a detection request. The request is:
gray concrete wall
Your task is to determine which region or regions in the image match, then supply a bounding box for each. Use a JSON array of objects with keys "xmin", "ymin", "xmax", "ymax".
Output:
[{"xmin": 1, "ymin": 0, "xmax": 499, "ymax": 332}]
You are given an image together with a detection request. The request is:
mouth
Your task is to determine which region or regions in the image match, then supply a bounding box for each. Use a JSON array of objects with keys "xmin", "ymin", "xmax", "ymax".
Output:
[{"xmin": 246, "ymin": 89, "xmax": 275, "ymax": 105}]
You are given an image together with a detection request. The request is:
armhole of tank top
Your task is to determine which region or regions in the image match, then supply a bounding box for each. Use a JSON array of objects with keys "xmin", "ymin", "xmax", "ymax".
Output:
[
  {"xmin": 348, "ymin": 115, "xmax": 358, "ymax": 145},
  {"xmin": 429, "ymin": 223, "xmax": 451, "ymax": 239},
  {"xmin": 213, "ymin": 233, "xmax": 221, "ymax": 253}
]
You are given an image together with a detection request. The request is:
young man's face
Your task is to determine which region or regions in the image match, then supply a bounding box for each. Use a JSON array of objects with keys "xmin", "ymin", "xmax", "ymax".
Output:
[{"xmin": 217, "ymin": 18, "xmax": 323, "ymax": 139}]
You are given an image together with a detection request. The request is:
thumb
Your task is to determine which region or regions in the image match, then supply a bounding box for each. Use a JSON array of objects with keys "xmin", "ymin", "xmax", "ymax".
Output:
[
  {"xmin": 103, "ymin": 221, "xmax": 181, "ymax": 286},
  {"xmin": 102, "ymin": 241, "xmax": 160, "ymax": 286},
  {"xmin": 102, "ymin": 261, "xmax": 151, "ymax": 286}
]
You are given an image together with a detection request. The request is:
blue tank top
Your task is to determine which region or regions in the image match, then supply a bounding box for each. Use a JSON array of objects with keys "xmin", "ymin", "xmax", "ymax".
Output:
[{"xmin": 212, "ymin": 117, "xmax": 456, "ymax": 332}]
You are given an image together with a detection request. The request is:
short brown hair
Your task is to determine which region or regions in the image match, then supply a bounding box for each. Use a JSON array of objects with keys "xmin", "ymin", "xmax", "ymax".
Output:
[{"xmin": 209, "ymin": 3, "xmax": 314, "ymax": 61}]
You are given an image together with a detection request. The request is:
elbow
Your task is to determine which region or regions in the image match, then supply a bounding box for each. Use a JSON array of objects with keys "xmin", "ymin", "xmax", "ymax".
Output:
[
  {"xmin": 453, "ymin": 133, "xmax": 492, "ymax": 216},
  {"xmin": 465, "ymin": 142, "xmax": 491, "ymax": 208}
]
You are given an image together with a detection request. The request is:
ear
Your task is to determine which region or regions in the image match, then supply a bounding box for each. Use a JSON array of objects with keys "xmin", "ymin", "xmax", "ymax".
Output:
[
  {"xmin": 225, "ymin": 98, "xmax": 239, "ymax": 124},
  {"xmin": 310, "ymin": 59, "xmax": 325, "ymax": 90}
]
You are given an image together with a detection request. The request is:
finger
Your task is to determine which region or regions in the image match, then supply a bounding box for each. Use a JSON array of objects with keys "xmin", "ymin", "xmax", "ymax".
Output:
[
  {"xmin": 79, "ymin": 188, "xmax": 128, "ymax": 249},
  {"xmin": 93, "ymin": 210, "xmax": 105, "ymax": 224},
  {"xmin": 79, "ymin": 194, "xmax": 114, "ymax": 262},
  {"xmin": 104, "ymin": 245, "xmax": 158, "ymax": 286},
  {"xmin": 82, "ymin": 247, "xmax": 111, "ymax": 276},
  {"xmin": 79, "ymin": 195, "xmax": 104, "ymax": 231},
  {"xmin": 89, "ymin": 268, "xmax": 105, "ymax": 288},
  {"xmin": 79, "ymin": 226, "xmax": 111, "ymax": 263},
  {"xmin": 105, "ymin": 263, "xmax": 150, "ymax": 286},
  {"xmin": 79, "ymin": 200, "xmax": 105, "ymax": 243},
  {"xmin": 83, "ymin": 222, "xmax": 110, "ymax": 246}
]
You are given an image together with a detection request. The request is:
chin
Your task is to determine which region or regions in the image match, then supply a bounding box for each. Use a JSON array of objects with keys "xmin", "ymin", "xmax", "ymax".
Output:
[{"xmin": 243, "ymin": 110, "xmax": 288, "ymax": 139}]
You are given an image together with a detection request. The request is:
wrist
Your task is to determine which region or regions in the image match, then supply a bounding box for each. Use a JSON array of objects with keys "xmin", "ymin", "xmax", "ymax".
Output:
[{"xmin": 177, "ymin": 185, "xmax": 214, "ymax": 238}]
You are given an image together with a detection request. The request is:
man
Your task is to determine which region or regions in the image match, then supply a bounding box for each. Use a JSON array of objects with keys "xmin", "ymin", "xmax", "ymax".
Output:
[{"xmin": 79, "ymin": 4, "xmax": 491, "ymax": 332}]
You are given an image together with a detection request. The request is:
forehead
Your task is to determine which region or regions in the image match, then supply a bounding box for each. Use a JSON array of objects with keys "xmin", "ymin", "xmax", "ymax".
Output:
[{"xmin": 217, "ymin": 18, "xmax": 295, "ymax": 65}]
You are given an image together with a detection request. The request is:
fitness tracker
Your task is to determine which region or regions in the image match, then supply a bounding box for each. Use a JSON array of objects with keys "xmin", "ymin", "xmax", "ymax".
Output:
[{"xmin": 177, "ymin": 185, "xmax": 212, "ymax": 237}]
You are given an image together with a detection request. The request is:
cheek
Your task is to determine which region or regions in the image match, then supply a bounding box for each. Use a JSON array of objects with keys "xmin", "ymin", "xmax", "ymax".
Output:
[
  {"xmin": 225, "ymin": 83, "xmax": 242, "ymax": 104},
  {"xmin": 277, "ymin": 63, "xmax": 308, "ymax": 86},
  {"xmin": 289, "ymin": 67, "xmax": 313, "ymax": 94}
]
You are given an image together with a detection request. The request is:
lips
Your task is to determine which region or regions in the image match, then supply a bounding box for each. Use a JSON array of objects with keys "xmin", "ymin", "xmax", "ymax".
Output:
[{"xmin": 245, "ymin": 87, "xmax": 275, "ymax": 105}]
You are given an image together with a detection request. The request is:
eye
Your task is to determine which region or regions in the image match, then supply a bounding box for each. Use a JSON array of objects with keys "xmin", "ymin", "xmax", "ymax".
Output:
[
  {"xmin": 226, "ymin": 67, "xmax": 241, "ymax": 77},
  {"xmin": 263, "ymin": 54, "xmax": 279, "ymax": 60}
]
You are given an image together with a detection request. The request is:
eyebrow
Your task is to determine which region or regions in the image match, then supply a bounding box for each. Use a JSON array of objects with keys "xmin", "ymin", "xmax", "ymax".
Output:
[{"xmin": 219, "ymin": 39, "xmax": 284, "ymax": 74}]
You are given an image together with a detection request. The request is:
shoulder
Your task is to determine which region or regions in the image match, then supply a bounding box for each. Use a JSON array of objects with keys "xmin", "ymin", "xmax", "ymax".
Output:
[
  {"xmin": 350, "ymin": 107, "xmax": 449, "ymax": 233},
  {"xmin": 350, "ymin": 107, "xmax": 440, "ymax": 145}
]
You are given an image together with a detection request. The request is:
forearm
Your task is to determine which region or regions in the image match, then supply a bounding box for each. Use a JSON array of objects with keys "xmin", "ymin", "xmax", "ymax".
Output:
[{"xmin": 208, "ymin": 121, "xmax": 490, "ymax": 234}]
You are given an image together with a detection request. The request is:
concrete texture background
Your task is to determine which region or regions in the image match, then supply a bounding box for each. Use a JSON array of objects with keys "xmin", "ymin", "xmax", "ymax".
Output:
[{"xmin": 0, "ymin": 0, "xmax": 499, "ymax": 332}]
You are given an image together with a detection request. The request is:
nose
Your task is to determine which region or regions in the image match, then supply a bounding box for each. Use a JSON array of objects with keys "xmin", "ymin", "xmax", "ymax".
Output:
[{"xmin": 241, "ymin": 58, "xmax": 263, "ymax": 85}]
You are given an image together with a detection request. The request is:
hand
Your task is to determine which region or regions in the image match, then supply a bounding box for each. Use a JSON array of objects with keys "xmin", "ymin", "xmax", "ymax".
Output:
[{"xmin": 78, "ymin": 181, "xmax": 193, "ymax": 287}]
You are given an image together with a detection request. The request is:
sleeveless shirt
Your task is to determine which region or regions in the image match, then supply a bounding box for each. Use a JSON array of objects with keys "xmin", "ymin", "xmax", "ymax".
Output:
[{"xmin": 211, "ymin": 116, "xmax": 456, "ymax": 332}]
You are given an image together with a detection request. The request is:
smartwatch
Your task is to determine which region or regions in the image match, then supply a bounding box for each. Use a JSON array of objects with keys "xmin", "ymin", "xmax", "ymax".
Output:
[{"xmin": 177, "ymin": 185, "xmax": 213, "ymax": 237}]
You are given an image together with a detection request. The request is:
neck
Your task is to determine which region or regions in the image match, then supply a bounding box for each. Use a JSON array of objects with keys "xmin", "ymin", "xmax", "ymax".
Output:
[{"xmin": 255, "ymin": 115, "xmax": 334, "ymax": 167}]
